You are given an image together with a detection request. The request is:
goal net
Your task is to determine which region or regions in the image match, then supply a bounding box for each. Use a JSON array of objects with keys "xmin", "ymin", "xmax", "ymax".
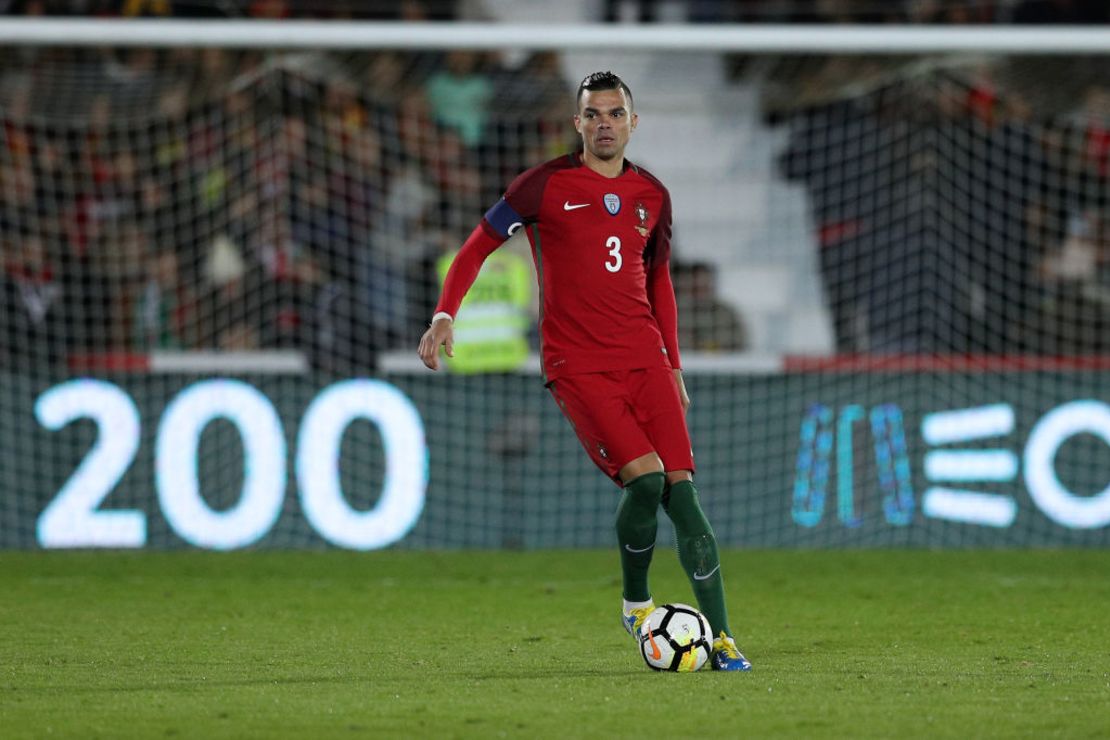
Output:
[{"xmin": 2, "ymin": 21, "xmax": 1109, "ymax": 550}]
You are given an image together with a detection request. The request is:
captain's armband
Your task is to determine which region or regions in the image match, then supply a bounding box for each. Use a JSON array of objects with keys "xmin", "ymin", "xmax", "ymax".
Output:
[{"xmin": 483, "ymin": 198, "xmax": 526, "ymax": 239}]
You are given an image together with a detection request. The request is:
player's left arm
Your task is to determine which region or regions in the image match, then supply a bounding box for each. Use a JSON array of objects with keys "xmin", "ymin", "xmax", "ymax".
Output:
[{"xmin": 644, "ymin": 191, "xmax": 689, "ymax": 413}]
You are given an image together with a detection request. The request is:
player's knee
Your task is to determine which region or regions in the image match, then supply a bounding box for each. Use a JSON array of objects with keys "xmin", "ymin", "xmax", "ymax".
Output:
[
  {"xmin": 661, "ymin": 470, "xmax": 692, "ymax": 510},
  {"xmin": 616, "ymin": 471, "xmax": 665, "ymax": 530},
  {"xmin": 618, "ymin": 452, "xmax": 664, "ymax": 483},
  {"xmin": 665, "ymin": 469, "xmax": 693, "ymax": 486},
  {"xmin": 661, "ymin": 477, "xmax": 694, "ymax": 516},
  {"xmin": 621, "ymin": 471, "xmax": 665, "ymax": 505},
  {"xmin": 663, "ymin": 479, "xmax": 713, "ymax": 536}
]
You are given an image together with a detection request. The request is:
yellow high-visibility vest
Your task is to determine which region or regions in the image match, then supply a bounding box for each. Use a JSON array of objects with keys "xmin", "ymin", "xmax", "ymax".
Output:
[{"xmin": 437, "ymin": 249, "xmax": 532, "ymax": 374}]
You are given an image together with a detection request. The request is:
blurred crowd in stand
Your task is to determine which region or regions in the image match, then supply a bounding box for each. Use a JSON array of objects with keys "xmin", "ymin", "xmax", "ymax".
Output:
[
  {"xmin": 0, "ymin": 38, "xmax": 576, "ymax": 371},
  {"xmin": 0, "ymin": 0, "xmax": 460, "ymax": 19},
  {"xmin": 0, "ymin": 0, "xmax": 749, "ymax": 372},
  {"xmin": 779, "ymin": 62, "xmax": 1110, "ymax": 354},
  {"xmin": 602, "ymin": 0, "xmax": 1110, "ymax": 24},
  {"xmin": 3, "ymin": 0, "xmax": 1109, "ymax": 373}
]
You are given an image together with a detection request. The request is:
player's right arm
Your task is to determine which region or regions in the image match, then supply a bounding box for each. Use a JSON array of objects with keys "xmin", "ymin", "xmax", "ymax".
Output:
[
  {"xmin": 418, "ymin": 188, "xmax": 534, "ymax": 370},
  {"xmin": 417, "ymin": 314, "xmax": 457, "ymax": 371},
  {"xmin": 418, "ymin": 223, "xmax": 503, "ymax": 370}
]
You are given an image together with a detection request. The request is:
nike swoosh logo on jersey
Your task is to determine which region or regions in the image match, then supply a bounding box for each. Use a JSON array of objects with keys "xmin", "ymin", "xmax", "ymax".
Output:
[
  {"xmin": 563, "ymin": 201, "xmax": 590, "ymax": 210},
  {"xmin": 692, "ymin": 564, "xmax": 720, "ymax": 581},
  {"xmin": 624, "ymin": 543, "xmax": 654, "ymax": 553}
]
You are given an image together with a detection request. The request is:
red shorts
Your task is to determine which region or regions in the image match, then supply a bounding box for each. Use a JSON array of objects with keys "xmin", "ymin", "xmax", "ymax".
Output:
[{"xmin": 547, "ymin": 365, "xmax": 695, "ymax": 486}]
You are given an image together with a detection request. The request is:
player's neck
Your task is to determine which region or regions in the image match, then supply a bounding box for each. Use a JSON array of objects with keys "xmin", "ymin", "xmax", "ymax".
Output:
[{"xmin": 581, "ymin": 150, "xmax": 625, "ymax": 179}]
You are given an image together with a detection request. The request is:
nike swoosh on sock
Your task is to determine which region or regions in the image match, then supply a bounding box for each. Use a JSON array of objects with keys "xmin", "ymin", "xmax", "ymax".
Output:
[{"xmin": 692, "ymin": 564, "xmax": 721, "ymax": 581}]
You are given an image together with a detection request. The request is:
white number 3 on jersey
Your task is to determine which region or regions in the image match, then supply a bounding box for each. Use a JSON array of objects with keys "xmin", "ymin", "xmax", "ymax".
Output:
[{"xmin": 605, "ymin": 236, "xmax": 623, "ymax": 273}]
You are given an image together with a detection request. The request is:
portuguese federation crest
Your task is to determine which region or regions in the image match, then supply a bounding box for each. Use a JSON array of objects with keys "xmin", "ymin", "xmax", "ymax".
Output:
[
  {"xmin": 604, "ymin": 193, "xmax": 621, "ymax": 215},
  {"xmin": 634, "ymin": 201, "xmax": 650, "ymax": 237}
]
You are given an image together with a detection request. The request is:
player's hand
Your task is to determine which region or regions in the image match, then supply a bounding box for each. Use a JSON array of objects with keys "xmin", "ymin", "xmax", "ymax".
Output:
[
  {"xmin": 418, "ymin": 317, "xmax": 455, "ymax": 370},
  {"xmin": 673, "ymin": 369, "xmax": 690, "ymax": 414}
]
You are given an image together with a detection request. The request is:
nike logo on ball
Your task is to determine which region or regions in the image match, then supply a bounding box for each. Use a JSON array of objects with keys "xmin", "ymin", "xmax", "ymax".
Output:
[
  {"xmin": 563, "ymin": 201, "xmax": 590, "ymax": 210},
  {"xmin": 624, "ymin": 543, "xmax": 654, "ymax": 553},
  {"xmin": 692, "ymin": 564, "xmax": 720, "ymax": 581},
  {"xmin": 647, "ymin": 630, "xmax": 663, "ymax": 660}
]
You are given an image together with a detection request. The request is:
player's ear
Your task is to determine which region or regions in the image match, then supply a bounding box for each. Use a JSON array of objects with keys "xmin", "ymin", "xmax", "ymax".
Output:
[
  {"xmin": 573, "ymin": 113, "xmax": 582, "ymax": 133},
  {"xmin": 631, "ymin": 112, "xmax": 638, "ymax": 131}
]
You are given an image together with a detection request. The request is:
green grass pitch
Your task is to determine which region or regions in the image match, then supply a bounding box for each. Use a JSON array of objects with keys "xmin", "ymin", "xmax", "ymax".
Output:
[{"xmin": 2, "ymin": 550, "xmax": 1108, "ymax": 738}]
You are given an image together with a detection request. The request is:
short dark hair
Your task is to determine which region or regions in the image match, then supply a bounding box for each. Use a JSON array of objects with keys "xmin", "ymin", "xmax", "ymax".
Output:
[{"xmin": 576, "ymin": 71, "xmax": 633, "ymax": 111}]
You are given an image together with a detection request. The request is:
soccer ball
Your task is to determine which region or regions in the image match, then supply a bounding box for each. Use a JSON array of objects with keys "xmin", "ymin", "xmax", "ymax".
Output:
[{"xmin": 637, "ymin": 603, "xmax": 713, "ymax": 672}]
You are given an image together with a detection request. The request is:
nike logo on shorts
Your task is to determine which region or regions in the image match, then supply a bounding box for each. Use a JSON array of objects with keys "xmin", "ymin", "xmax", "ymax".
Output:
[
  {"xmin": 563, "ymin": 201, "xmax": 590, "ymax": 211},
  {"xmin": 692, "ymin": 564, "xmax": 720, "ymax": 581}
]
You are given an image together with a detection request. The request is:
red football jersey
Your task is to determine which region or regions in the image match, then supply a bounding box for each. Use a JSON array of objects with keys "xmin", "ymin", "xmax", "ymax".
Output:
[{"xmin": 436, "ymin": 152, "xmax": 679, "ymax": 382}]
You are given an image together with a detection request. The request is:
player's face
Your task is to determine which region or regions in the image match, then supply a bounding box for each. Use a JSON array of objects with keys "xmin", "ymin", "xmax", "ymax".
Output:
[{"xmin": 574, "ymin": 88, "xmax": 637, "ymax": 162}]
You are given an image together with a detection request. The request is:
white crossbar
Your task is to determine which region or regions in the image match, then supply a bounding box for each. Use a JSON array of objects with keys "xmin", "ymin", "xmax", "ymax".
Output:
[{"xmin": 0, "ymin": 20, "xmax": 1108, "ymax": 54}]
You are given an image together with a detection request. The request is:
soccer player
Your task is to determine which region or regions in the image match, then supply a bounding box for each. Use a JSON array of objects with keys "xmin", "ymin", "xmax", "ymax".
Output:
[{"xmin": 418, "ymin": 71, "xmax": 751, "ymax": 671}]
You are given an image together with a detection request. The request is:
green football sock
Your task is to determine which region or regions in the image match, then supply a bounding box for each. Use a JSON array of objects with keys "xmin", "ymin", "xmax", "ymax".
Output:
[
  {"xmin": 615, "ymin": 472, "xmax": 665, "ymax": 603},
  {"xmin": 663, "ymin": 479, "xmax": 732, "ymax": 638}
]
